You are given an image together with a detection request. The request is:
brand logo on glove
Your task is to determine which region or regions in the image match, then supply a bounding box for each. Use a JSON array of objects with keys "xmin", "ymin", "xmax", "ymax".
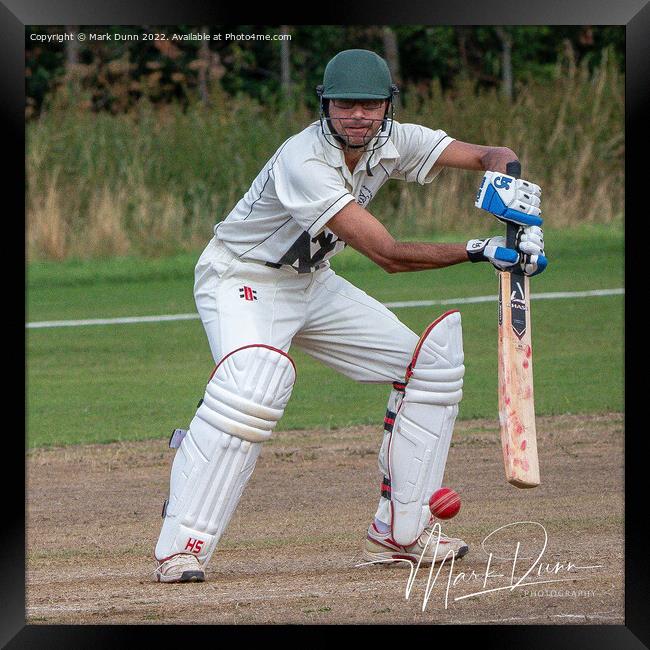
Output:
[
  {"xmin": 493, "ymin": 176, "xmax": 513, "ymax": 190},
  {"xmin": 475, "ymin": 177, "xmax": 486, "ymax": 202}
]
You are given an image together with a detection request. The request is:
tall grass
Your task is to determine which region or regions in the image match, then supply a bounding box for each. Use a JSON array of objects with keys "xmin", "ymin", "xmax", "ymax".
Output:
[{"xmin": 27, "ymin": 49, "xmax": 623, "ymax": 260}]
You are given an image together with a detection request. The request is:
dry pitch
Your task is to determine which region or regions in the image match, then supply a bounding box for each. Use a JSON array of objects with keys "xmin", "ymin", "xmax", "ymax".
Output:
[{"xmin": 26, "ymin": 413, "xmax": 623, "ymax": 625}]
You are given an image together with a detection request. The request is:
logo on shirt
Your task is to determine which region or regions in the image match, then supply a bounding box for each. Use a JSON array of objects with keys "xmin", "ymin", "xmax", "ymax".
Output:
[
  {"xmin": 357, "ymin": 184, "xmax": 374, "ymax": 207},
  {"xmin": 239, "ymin": 286, "xmax": 258, "ymax": 301},
  {"xmin": 276, "ymin": 230, "xmax": 342, "ymax": 273}
]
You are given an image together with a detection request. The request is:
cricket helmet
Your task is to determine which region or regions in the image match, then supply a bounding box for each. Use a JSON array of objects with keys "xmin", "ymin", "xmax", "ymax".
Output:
[
  {"xmin": 320, "ymin": 49, "xmax": 395, "ymax": 99},
  {"xmin": 316, "ymin": 49, "xmax": 399, "ymax": 172}
]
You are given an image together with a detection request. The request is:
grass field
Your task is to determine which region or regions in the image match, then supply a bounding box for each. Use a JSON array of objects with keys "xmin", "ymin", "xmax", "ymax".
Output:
[{"xmin": 26, "ymin": 224, "xmax": 623, "ymax": 448}]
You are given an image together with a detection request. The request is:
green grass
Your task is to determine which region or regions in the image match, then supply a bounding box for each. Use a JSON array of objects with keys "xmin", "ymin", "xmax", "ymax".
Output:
[{"xmin": 26, "ymin": 225, "xmax": 623, "ymax": 448}]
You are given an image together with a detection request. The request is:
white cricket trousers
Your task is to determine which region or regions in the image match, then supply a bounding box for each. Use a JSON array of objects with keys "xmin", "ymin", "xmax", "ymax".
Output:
[
  {"xmin": 193, "ymin": 236, "xmax": 420, "ymax": 527},
  {"xmin": 194, "ymin": 236, "xmax": 419, "ymax": 382}
]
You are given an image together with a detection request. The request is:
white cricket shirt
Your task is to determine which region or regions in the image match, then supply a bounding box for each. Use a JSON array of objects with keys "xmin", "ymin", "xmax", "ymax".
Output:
[{"xmin": 214, "ymin": 120, "xmax": 454, "ymax": 273}]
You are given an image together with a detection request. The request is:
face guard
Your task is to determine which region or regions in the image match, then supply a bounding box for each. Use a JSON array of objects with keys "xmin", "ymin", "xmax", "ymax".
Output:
[
  {"xmin": 316, "ymin": 88, "xmax": 399, "ymax": 176},
  {"xmin": 316, "ymin": 90, "xmax": 399, "ymax": 152}
]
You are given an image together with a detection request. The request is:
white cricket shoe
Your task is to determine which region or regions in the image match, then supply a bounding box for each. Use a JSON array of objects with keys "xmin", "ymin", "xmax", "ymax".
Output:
[
  {"xmin": 362, "ymin": 519, "xmax": 469, "ymax": 566},
  {"xmin": 154, "ymin": 553, "xmax": 205, "ymax": 583}
]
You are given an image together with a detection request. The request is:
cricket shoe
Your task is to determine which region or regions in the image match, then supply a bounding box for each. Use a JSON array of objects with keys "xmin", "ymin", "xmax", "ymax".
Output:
[
  {"xmin": 154, "ymin": 553, "xmax": 205, "ymax": 583},
  {"xmin": 362, "ymin": 519, "xmax": 469, "ymax": 566}
]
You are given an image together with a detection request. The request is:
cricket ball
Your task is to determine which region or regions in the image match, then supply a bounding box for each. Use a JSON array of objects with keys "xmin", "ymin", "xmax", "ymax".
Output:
[{"xmin": 428, "ymin": 487, "xmax": 461, "ymax": 520}]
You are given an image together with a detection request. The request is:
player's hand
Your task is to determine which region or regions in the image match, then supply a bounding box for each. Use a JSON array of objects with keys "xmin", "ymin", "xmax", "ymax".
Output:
[
  {"xmin": 466, "ymin": 235, "xmax": 548, "ymax": 276},
  {"xmin": 466, "ymin": 236, "xmax": 519, "ymax": 271},
  {"xmin": 475, "ymin": 171, "xmax": 543, "ymax": 227}
]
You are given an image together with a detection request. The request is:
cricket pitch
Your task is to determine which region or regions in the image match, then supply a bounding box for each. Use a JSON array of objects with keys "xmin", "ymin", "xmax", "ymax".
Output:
[{"xmin": 26, "ymin": 413, "xmax": 624, "ymax": 625}]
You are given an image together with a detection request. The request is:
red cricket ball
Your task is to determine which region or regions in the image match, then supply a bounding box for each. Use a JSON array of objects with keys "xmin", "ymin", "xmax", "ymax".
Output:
[{"xmin": 428, "ymin": 487, "xmax": 461, "ymax": 520}]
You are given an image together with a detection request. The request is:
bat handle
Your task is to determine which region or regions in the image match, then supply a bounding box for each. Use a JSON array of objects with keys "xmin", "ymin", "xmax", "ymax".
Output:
[{"xmin": 505, "ymin": 161, "xmax": 521, "ymax": 249}]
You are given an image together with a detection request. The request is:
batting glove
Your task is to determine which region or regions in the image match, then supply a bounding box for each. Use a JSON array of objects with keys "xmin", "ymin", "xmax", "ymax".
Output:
[
  {"xmin": 475, "ymin": 171, "xmax": 543, "ymax": 227},
  {"xmin": 467, "ymin": 235, "xmax": 548, "ymax": 276},
  {"xmin": 466, "ymin": 236, "xmax": 519, "ymax": 271}
]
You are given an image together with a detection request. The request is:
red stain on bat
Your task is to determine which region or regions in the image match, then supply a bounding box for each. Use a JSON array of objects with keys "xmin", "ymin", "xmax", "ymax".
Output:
[
  {"xmin": 524, "ymin": 386, "xmax": 533, "ymax": 399},
  {"xmin": 513, "ymin": 457, "xmax": 529, "ymax": 472},
  {"xmin": 526, "ymin": 345, "xmax": 532, "ymax": 358},
  {"xmin": 521, "ymin": 440, "xmax": 527, "ymax": 450},
  {"xmin": 505, "ymin": 396, "xmax": 511, "ymax": 406},
  {"xmin": 523, "ymin": 359, "xmax": 529, "ymax": 369}
]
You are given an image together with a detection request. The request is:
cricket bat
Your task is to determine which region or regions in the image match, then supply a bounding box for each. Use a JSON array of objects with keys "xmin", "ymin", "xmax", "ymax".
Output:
[{"xmin": 497, "ymin": 161, "xmax": 540, "ymax": 488}]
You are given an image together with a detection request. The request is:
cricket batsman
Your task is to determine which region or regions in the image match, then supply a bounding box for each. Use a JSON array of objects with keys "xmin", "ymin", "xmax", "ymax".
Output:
[{"xmin": 153, "ymin": 49, "xmax": 547, "ymax": 582}]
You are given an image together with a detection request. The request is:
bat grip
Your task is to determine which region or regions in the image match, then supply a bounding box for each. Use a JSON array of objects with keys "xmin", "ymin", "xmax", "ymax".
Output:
[{"xmin": 505, "ymin": 161, "xmax": 521, "ymax": 249}]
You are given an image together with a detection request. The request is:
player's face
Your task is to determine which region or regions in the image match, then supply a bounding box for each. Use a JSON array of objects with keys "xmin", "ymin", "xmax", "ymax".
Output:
[{"xmin": 327, "ymin": 99, "xmax": 388, "ymax": 148}]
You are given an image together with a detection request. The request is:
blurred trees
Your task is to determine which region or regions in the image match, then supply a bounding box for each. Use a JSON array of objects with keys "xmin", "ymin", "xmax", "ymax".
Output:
[{"xmin": 25, "ymin": 25, "xmax": 624, "ymax": 119}]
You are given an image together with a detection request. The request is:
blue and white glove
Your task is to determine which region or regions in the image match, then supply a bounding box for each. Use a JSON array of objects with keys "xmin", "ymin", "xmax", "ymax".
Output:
[
  {"xmin": 475, "ymin": 171, "xmax": 543, "ymax": 227},
  {"xmin": 466, "ymin": 236, "xmax": 519, "ymax": 270},
  {"xmin": 467, "ymin": 226, "xmax": 548, "ymax": 276}
]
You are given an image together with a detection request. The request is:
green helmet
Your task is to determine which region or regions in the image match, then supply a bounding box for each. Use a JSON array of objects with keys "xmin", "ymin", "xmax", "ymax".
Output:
[{"xmin": 320, "ymin": 49, "xmax": 393, "ymax": 99}]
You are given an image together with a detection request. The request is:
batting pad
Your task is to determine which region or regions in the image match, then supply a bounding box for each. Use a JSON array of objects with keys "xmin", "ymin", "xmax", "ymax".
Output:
[
  {"xmin": 155, "ymin": 345, "xmax": 296, "ymax": 564},
  {"xmin": 388, "ymin": 311, "xmax": 464, "ymax": 546}
]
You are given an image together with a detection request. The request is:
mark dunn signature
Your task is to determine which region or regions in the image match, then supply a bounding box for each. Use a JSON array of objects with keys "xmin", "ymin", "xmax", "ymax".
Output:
[{"xmin": 357, "ymin": 521, "xmax": 603, "ymax": 611}]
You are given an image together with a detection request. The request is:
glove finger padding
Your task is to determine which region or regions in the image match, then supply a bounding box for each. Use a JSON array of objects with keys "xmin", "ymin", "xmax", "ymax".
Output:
[
  {"xmin": 517, "ymin": 179, "xmax": 542, "ymax": 199},
  {"xmin": 519, "ymin": 253, "xmax": 548, "ymax": 276},
  {"xmin": 517, "ymin": 225, "xmax": 545, "ymax": 256}
]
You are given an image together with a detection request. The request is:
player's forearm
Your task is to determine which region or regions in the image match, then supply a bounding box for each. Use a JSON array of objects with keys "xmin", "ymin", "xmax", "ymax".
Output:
[
  {"xmin": 382, "ymin": 241, "xmax": 470, "ymax": 273},
  {"xmin": 479, "ymin": 147, "xmax": 519, "ymax": 173}
]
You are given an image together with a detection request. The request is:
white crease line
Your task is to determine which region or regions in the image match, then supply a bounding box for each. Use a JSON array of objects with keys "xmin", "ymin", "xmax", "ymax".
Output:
[
  {"xmin": 384, "ymin": 288, "xmax": 624, "ymax": 308},
  {"xmin": 26, "ymin": 288, "xmax": 624, "ymax": 329},
  {"xmin": 27, "ymin": 313, "xmax": 200, "ymax": 328}
]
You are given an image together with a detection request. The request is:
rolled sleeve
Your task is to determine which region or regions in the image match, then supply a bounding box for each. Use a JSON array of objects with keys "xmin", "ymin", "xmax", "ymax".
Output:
[{"xmin": 273, "ymin": 157, "xmax": 356, "ymax": 237}]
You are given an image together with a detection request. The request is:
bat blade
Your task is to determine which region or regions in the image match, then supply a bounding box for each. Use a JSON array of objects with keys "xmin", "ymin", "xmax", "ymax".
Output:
[{"xmin": 498, "ymin": 268, "xmax": 540, "ymax": 488}]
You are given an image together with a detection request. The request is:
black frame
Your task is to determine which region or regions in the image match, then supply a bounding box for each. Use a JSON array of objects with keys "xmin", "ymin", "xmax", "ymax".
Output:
[{"xmin": 8, "ymin": 0, "xmax": 647, "ymax": 646}]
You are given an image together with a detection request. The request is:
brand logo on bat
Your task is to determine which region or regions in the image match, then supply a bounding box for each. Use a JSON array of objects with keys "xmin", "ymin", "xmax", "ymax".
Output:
[
  {"xmin": 239, "ymin": 286, "xmax": 257, "ymax": 301},
  {"xmin": 509, "ymin": 281, "xmax": 527, "ymax": 339},
  {"xmin": 510, "ymin": 282, "xmax": 526, "ymax": 304}
]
